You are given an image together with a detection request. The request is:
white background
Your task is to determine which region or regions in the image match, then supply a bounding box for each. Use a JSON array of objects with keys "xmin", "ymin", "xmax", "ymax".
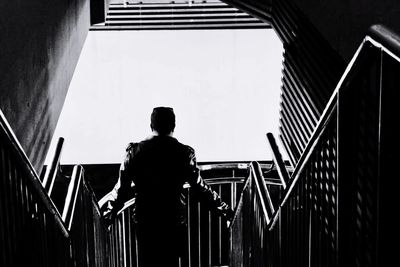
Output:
[{"xmin": 46, "ymin": 29, "xmax": 285, "ymax": 164}]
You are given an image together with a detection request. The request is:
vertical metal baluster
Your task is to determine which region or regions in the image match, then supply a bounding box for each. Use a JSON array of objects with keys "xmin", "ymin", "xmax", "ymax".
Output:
[
  {"xmin": 187, "ymin": 188, "xmax": 191, "ymax": 267},
  {"xmin": 0, "ymin": 145, "xmax": 6, "ymax": 267},
  {"xmin": 208, "ymin": 210, "xmax": 211, "ymax": 267},
  {"xmin": 122, "ymin": 211, "xmax": 127, "ymax": 267},
  {"xmin": 198, "ymin": 202, "xmax": 201, "ymax": 267},
  {"xmin": 218, "ymin": 184, "xmax": 222, "ymax": 265}
]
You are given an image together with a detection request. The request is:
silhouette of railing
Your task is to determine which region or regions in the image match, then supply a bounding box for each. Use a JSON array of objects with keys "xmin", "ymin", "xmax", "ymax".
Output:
[
  {"xmin": 230, "ymin": 161, "xmax": 276, "ymax": 266},
  {"xmin": 99, "ymin": 162, "xmax": 286, "ymax": 267},
  {"xmin": 230, "ymin": 24, "xmax": 400, "ymax": 267},
  {"xmin": 62, "ymin": 165, "xmax": 109, "ymax": 266},
  {"xmin": 104, "ymin": 197, "xmax": 138, "ymax": 267},
  {"xmin": 0, "ymin": 110, "xmax": 110, "ymax": 266},
  {"xmin": 0, "ymin": 110, "xmax": 71, "ymax": 266},
  {"xmin": 4, "ymin": 22, "xmax": 397, "ymax": 267},
  {"xmin": 99, "ymin": 162, "xmax": 250, "ymax": 267},
  {"xmin": 42, "ymin": 137, "xmax": 64, "ymax": 196},
  {"xmin": 187, "ymin": 162, "xmax": 252, "ymax": 267}
]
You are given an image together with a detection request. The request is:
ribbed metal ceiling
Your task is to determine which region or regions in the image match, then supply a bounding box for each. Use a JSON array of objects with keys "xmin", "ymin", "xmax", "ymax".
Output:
[{"xmin": 90, "ymin": 0, "xmax": 270, "ymax": 31}]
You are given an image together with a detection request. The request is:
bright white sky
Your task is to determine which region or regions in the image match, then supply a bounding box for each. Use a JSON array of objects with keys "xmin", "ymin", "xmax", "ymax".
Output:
[{"xmin": 45, "ymin": 29, "xmax": 285, "ymax": 165}]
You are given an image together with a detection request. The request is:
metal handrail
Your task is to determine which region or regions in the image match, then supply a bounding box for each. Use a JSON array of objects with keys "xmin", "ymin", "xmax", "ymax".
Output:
[
  {"xmin": 117, "ymin": 197, "xmax": 136, "ymax": 215},
  {"xmin": 266, "ymin": 132, "xmax": 290, "ymax": 189},
  {"xmin": 268, "ymin": 24, "xmax": 400, "ymax": 228},
  {"xmin": 251, "ymin": 161, "xmax": 275, "ymax": 222},
  {"xmin": 59, "ymin": 164, "xmax": 109, "ymax": 266},
  {"xmin": 62, "ymin": 165, "xmax": 84, "ymax": 231},
  {"xmin": 99, "ymin": 175, "xmax": 280, "ymax": 224},
  {"xmin": 229, "ymin": 24, "xmax": 400, "ymax": 267},
  {"xmin": 229, "ymin": 161, "xmax": 276, "ymax": 266},
  {"xmin": 231, "ymin": 161, "xmax": 275, "ymax": 225},
  {"xmin": 0, "ymin": 108, "xmax": 69, "ymax": 237},
  {"xmin": 198, "ymin": 161, "xmax": 273, "ymax": 171},
  {"xmin": 98, "ymin": 161, "xmax": 286, "ymax": 209},
  {"xmin": 98, "ymin": 191, "xmax": 115, "ymax": 209},
  {"xmin": 368, "ymin": 24, "xmax": 400, "ymax": 61},
  {"xmin": 42, "ymin": 137, "xmax": 64, "ymax": 196}
]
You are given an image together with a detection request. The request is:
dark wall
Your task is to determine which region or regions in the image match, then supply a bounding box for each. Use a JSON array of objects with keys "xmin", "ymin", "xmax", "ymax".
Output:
[
  {"xmin": 0, "ymin": 0, "xmax": 90, "ymax": 172},
  {"xmin": 223, "ymin": 0, "xmax": 272, "ymax": 22},
  {"xmin": 90, "ymin": 0, "xmax": 111, "ymax": 25},
  {"xmin": 291, "ymin": 0, "xmax": 400, "ymax": 62}
]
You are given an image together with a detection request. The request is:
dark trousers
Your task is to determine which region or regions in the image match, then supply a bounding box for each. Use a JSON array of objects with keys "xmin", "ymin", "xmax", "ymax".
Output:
[{"xmin": 136, "ymin": 222, "xmax": 188, "ymax": 267}]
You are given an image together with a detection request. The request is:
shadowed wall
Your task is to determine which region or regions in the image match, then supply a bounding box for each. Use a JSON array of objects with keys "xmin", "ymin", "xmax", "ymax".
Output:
[
  {"xmin": 0, "ymin": 0, "xmax": 90, "ymax": 172},
  {"xmin": 290, "ymin": 0, "xmax": 400, "ymax": 62}
]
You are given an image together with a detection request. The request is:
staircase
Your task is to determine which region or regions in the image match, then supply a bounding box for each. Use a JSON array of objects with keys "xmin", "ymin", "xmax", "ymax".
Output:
[
  {"xmin": 229, "ymin": 25, "xmax": 399, "ymax": 267},
  {"xmin": 1, "ymin": 2, "xmax": 398, "ymax": 267}
]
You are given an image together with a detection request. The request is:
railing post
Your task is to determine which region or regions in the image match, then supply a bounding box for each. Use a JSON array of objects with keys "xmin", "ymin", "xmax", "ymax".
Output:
[
  {"xmin": 42, "ymin": 137, "xmax": 64, "ymax": 196},
  {"xmin": 266, "ymin": 132, "xmax": 290, "ymax": 189},
  {"xmin": 251, "ymin": 161, "xmax": 275, "ymax": 222},
  {"xmin": 62, "ymin": 165, "xmax": 83, "ymax": 231}
]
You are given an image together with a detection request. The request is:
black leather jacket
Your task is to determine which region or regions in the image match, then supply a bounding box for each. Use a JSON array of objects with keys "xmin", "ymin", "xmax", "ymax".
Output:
[{"xmin": 103, "ymin": 135, "xmax": 233, "ymax": 226}]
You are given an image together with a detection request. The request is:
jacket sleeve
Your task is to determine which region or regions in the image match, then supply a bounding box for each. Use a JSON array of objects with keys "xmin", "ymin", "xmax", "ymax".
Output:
[
  {"xmin": 185, "ymin": 146, "xmax": 234, "ymax": 221},
  {"xmin": 102, "ymin": 143, "xmax": 137, "ymax": 219}
]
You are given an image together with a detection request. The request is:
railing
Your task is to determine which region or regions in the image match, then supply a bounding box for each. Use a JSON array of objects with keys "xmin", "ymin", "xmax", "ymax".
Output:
[
  {"xmin": 230, "ymin": 161, "xmax": 276, "ymax": 267},
  {"xmin": 62, "ymin": 165, "xmax": 109, "ymax": 266},
  {"xmin": 266, "ymin": 133, "xmax": 290, "ymax": 189},
  {"xmin": 99, "ymin": 162, "xmax": 252, "ymax": 267},
  {"xmin": 41, "ymin": 137, "xmax": 72, "ymax": 215},
  {"xmin": 107, "ymin": 198, "xmax": 138, "ymax": 267},
  {"xmin": 1, "ymin": 108, "xmax": 110, "ymax": 266},
  {"xmin": 336, "ymin": 25, "xmax": 399, "ymax": 267},
  {"xmin": 99, "ymin": 162, "xmax": 287, "ymax": 267},
  {"xmin": 187, "ymin": 162, "xmax": 251, "ymax": 267},
  {"xmin": 42, "ymin": 137, "xmax": 64, "ymax": 196},
  {"xmin": 0, "ymin": 109, "xmax": 71, "ymax": 266},
  {"xmin": 230, "ymin": 24, "xmax": 400, "ymax": 267}
]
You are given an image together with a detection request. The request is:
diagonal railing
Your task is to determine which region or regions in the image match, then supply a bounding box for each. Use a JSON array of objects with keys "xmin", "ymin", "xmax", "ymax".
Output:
[
  {"xmin": 42, "ymin": 137, "xmax": 64, "ymax": 196},
  {"xmin": 0, "ymin": 109, "xmax": 71, "ymax": 266},
  {"xmin": 62, "ymin": 165, "xmax": 110, "ymax": 266},
  {"xmin": 1, "ymin": 109, "xmax": 110, "ymax": 266},
  {"xmin": 230, "ymin": 24, "xmax": 400, "ymax": 267},
  {"xmin": 230, "ymin": 161, "xmax": 276, "ymax": 267}
]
